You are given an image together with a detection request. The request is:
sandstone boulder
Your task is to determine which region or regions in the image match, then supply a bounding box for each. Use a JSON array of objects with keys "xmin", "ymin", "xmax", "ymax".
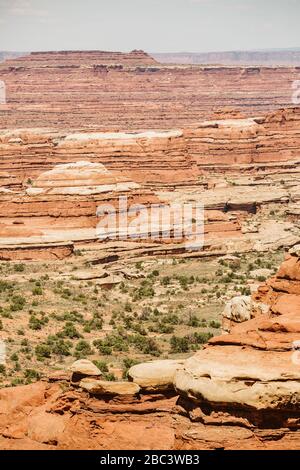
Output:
[
  {"xmin": 96, "ymin": 275, "xmax": 123, "ymax": 289},
  {"xmin": 79, "ymin": 378, "xmax": 140, "ymax": 396},
  {"xmin": 222, "ymin": 296, "xmax": 252, "ymax": 333},
  {"xmin": 219, "ymin": 254, "xmax": 240, "ymax": 267},
  {"xmin": 26, "ymin": 161, "xmax": 140, "ymax": 196},
  {"xmin": 128, "ymin": 359, "xmax": 185, "ymax": 392},
  {"xmin": 175, "ymin": 346, "xmax": 300, "ymax": 411},
  {"xmin": 69, "ymin": 359, "xmax": 101, "ymax": 381},
  {"xmin": 288, "ymin": 244, "xmax": 300, "ymax": 257}
]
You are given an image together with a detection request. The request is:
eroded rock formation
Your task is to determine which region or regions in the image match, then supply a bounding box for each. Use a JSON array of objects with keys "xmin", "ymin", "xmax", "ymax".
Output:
[
  {"xmin": 0, "ymin": 160, "xmax": 167, "ymax": 259},
  {"xmin": 1, "ymin": 107, "xmax": 300, "ymax": 259},
  {"xmin": 2, "ymin": 107, "xmax": 300, "ymax": 185}
]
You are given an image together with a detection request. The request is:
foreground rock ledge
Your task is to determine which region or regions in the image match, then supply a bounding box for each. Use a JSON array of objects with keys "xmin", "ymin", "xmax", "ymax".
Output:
[{"xmin": 175, "ymin": 348, "xmax": 300, "ymax": 411}]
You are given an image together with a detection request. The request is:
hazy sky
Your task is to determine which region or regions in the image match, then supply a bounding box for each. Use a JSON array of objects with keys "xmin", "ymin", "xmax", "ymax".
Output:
[{"xmin": 0, "ymin": 0, "xmax": 299, "ymax": 53}]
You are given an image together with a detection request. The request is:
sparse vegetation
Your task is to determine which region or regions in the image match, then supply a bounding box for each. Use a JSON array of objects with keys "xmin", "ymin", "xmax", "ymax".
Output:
[{"xmin": 0, "ymin": 249, "xmax": 283, "ymax": 386}]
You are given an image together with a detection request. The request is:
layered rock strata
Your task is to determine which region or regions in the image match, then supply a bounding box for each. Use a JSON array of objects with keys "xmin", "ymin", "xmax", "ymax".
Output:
[
  {"xmin": 0, "ymin": 160, "xmax": 206, "ymax": 259},
  {"xmin": 0, "ymin": 108, "xmax": 300, "ymax": 253},
  {"xmin": 0, "ymin": 51, "xmax": 299, "ymax": 131},
  {"xmin": 1, "ymin": 107, "xmax": 300, "ymax": 185},
  {"xmin": 0, "ymin": 128, "xmax": 194, "ymax": 185},
  {"xmin": 1, "ymin": 51, "xmax": 300, "ymax": 260},
  {"xmin": 0, "ymin": 161, "xmax": 165, "ymax": 258}
]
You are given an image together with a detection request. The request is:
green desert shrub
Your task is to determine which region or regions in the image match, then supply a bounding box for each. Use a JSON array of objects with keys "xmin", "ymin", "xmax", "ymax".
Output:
[
  {"xmin": 157, "ymin": 323, "xmax": 174, "ymax": 334},
  {"xmin": 187, "ymin": 315, "xmax": 200, "ymax": 327},
  {"xmin": 58, "ymin": 321, "xmax": 82, "ymax": 339},
  {"xmin": 32, "ymin": 286, "xmax": 43, "ymax": 296},
  {"xmin": 170, "ymin": 331, "xmax": 213, "ymax": 353},
  {"xmin": 11, "ymin": 378, "xmax": 24, "ymax": 386},
  {"xmin": 189, "ymin": 331, "xmax": 214, "ymax": 345},
  {"xmin": 0, "ymin": 280, "xmax": 14, "ymax": 292},
  {"xmin": 10, "ymin": 352, "xmax": 18, "ymax": 362},
  {"xmin": 14, "ymin": 263, "xmax": 25, "ymax": 272},
  {"xmin": 170, "ymin": 335, "xmax": 189, "ymax": 353},
  {"xmin": 104, "ymin": 373, "xmax": 116, "ymax": 381},
  {"xmin": 163, "ymin": 314, "xmax": 179, "ymax": 325},
  {"xmin": 133, "ymin": 280, "xmax": 155, "ymax": 300},
  {"xmin": 124, "ymin": 302, "xmax": 132, "ymax": 312},
  {"xmin": 53, "ymin": 310, "xmax": 84, "ymax": 324},
  {"xmin": 93, "ymin": 360, "xmax": 109, "ymax": 373},
  {"xmin": 29, "ymin": 313, "xmax": 48, "ymax": 330},
  {"xmin": 24, "ymin": 369, "xmax": 40, "ymax": 381},
  {"xmin": 74, "ymin": 340, "xmax": 93, "ymax": 358},
  {"xmin": 35, "ymin": 335, "xmax": 72, "ymax": 359},
  {"xmin": 161, "ymin": 276, "xmax": 171, "ymax": 286},
  {"xmin": 128, "ymin": 334, "xmax": 160, "ymax": 356},
  {"xmin": 94, "ymin": 333, "xmax": 129, "ymax": 354},
  {"xmin": 35, "ymin": 343, "xmax": 52, "ymax": 360},
  {"xmin": 53, "ymin": 341, "xmax": 71, "ymax": 356}
]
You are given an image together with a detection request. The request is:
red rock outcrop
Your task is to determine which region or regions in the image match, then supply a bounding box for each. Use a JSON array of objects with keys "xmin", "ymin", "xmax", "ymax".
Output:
[
  {"xmin": 0, "ymin": 161, "xmax": 168, "ymax": 259},
  {"xmin": 174, "ymin": 247, "xmax": 300, "ymax": 446},
  {"xmin": 186, "ymin": 107, "xmax": 300, "ymax": 171},
  {"xmin": 1, "ymin": 107, "xmax": 300, "ymax": 185}
]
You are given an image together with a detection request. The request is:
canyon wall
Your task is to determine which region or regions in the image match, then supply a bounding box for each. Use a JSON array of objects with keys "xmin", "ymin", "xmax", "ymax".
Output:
[
  {"xmin": 1, "ymin": 107, "xmax": 300, "ymax": 185},
  {"xmin": 187, "ymin": 107, "xmax": 300, "ymax": 170},
  {"xmin": 0, "ymin": 51, "xmax": 299, "ymax": 131},
  {"xmin": 0, "ymin": 107, "xmax": 300, "ymax": 259}
]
